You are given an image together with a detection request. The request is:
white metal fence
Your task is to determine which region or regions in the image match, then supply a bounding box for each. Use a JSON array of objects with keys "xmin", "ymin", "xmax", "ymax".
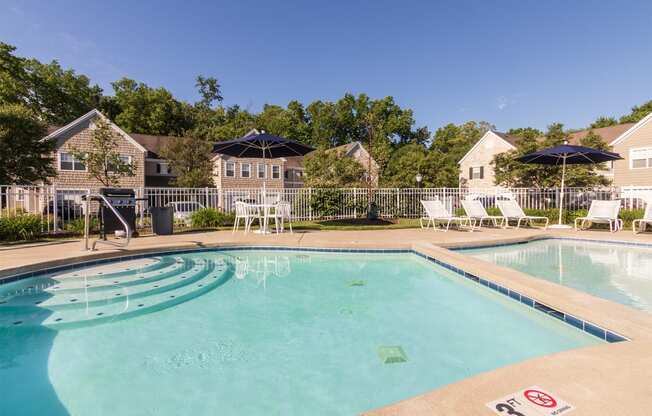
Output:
[{"xmin": 2, "ymin": 185, "xmax": 652, "ymax": 234}]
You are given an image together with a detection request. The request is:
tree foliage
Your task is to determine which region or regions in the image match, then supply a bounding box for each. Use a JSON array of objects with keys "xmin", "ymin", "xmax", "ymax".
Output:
[
  {"xmin": 111, "ymin": 78, "xmax": 193, "ymax": 136},
  {"xmin": 382, "ymin": 143, "xmax": 457, "ymax": 187},
  {"xmin": 619, "ymin": 99, "xmax": 652, "ymax": 124},
  {"xmin": 0, "ymin": 103, "xmax": 56, "ymax": 184},
  {"xmin": 303, "ymin": 149, "xmax": 366, "ymax": 188},
  {"xmin": 159, "ymin": 136, "xmax": 214, "ymax": 187},
  {"xmin": 0, "ymin": 42, "xmax": 102, "ymax": 125},
  {"xmin": 70, "ymin": 118, "xmax": 135, "ymax": 186},
  {"xmin": 590, "ymin": 116, "xmax": 617, "ymax": 128}
]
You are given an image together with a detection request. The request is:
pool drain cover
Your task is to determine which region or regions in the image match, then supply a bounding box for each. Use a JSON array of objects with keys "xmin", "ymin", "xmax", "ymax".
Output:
[
  {"xmin": 378, "ymin": 346, "xmax": 407, "ymax": 364},
  {"xmin": 349, "ymin": 280, "xmax": 366, "ymax": 287}
]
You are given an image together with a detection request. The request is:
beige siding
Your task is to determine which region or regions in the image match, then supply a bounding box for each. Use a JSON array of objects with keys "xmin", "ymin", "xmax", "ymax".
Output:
[
  {"xmin": 48, "ymin": 119, "xmax": 145, "ymax": 190},
  {"xmin": 612, "ymin": 119, "xmax": 652, "ymax": 186},
  {"xmin": 213, "ymin": 156, "xmax": 285, "ymax": 189},
  {"xmin": 459, "ymin": 133, "xmax": 515, "ymax": 188}
]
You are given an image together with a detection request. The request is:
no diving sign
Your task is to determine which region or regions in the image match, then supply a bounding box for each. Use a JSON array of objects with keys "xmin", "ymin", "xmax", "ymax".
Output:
[{"xmin": 486, "ymin": 385, "xmax": 574, "ymax": 416}]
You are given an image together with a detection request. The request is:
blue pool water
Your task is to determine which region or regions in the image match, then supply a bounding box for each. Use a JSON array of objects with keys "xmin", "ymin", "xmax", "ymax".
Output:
[
  {"xmin": 0, "ymin": 250, "xmax": 600, "ymax": 415},
  {"xmin": 464, "ymin": 239, "xmax": 652, "ymax": 313}
]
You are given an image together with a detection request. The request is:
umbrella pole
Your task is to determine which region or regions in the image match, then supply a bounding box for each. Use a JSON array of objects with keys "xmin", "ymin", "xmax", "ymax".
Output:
[
  {"xmin": 549, "ymin": 155, "xmax": 572, "ymax": 229},
  {"xmin": 559, "ymin": 156, "xmax": 566, "ymax": 225}
]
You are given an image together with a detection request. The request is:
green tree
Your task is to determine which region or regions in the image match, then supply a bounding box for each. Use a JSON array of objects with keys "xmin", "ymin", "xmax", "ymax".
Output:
[
  {"xmin": 111, "ymin": 78, "xmax": 193, "ymax": 136},
  {"xmin": 619, "ymin": 99, "xmax": 652, "ymax": 124},
  {"xmin": 590, "ymin": 116, "xmax": 618, "ymax": 128},
  {"xmin": 0, "ymin": 42, "xmax": 102, "ymax": 125},
  {"xmin": 70, "ymin": 118, "xmax": 135, "ymax": 186},
  {"xmin": 431, "ymin": 121, "xmax": 494, "ymax": 165},
  {"xmin": 159, "ymin": 136, "xmax": 214, "ymax": 187},
  {"xmin": 303, "ymin": 149, "xmax": 366, "ymax": 188},
  {"xmin": 382, "ymin": 143, "xmax": 457, "ymax": 187},
  {"xmin": 195, "ymin": 75, "xmax": 223, "ymax": 108},
  {"xmin": 0, "ymin": 103, "xmax": 56, "ymax": 184}
]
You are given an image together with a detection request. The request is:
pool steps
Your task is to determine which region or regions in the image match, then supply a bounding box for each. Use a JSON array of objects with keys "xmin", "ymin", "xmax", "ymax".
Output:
[{"xmin": 0, "ymin": 255, "xmax": 234, "ymax": 329}]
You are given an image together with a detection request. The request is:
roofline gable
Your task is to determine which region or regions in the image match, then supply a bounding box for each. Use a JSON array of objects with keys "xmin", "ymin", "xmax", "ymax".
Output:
[
  {"xmin": 458, "ymin": 131, "xmax": 516, "ymax": 165},
  {"xmin": 609, "ymin": 112, "xmax": 652, "ymax": 146},
  {"xmin": 43, "ymin": 109, "xmax": 147, "ymax": 153}
]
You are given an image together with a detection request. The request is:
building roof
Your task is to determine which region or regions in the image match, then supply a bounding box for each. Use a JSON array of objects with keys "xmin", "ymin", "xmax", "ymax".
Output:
[
  {"xmin": 130, "ymin": 133, "xmax": 184, "ymax": 159},
  {"xmin": 43, "ymin": 109, "xmax": 147, "ymax": 153},
  {"xmin": 491, "ymin": 131, "xmax": 522, "ymax": 147},
  {"xmin": 568, "ymin": 123, "xmax": 635, "ymax": 145},
  {"xmin": 609, "ymin": 112, "xmax": 652, "ymax": 146}
]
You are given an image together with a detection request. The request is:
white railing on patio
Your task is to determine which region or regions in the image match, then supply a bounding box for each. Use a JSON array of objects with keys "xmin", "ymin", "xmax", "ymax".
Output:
[{"xmin": 2, "ymin": 185, "xmax": 652, "ymax": 234}]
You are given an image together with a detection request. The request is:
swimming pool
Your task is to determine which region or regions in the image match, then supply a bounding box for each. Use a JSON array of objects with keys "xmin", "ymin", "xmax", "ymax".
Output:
[
  {"xmin": 463, "ymin": 238, "xmax": 652, "ymax": 313},
  {"xmin": 0, "ymin": 249, "xmax": 601, "ymax": 415}
]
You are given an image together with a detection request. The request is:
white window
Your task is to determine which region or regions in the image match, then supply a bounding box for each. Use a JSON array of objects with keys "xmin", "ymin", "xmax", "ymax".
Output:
[
  {"xmin": 272, "ymin": 165, "xmax": 280, "ymax": 179},
  {"xmin": 59, "ymin": 152, "xmax": 85, "ymax": 171},
  {"xmin": 156, "ymin": 162, "xmax": 170, "ymax": 175},
  {"xmin": 225, "ymin": 161, "xmax": 235, "ymax": 177},
  {"xmin": 108, "ymin": 155, "xmax": 132, "ymax": 172},
  {"xmin": 630, "ymin": 147, "xmax": 652, "ymax": 169},
  {"xmin": 469, "ymin": 166, "xmax": 484, "ymax": 179},
  {"xmin": 241, "ymin": 163, "xmax": 251, "ymax": 178},
  {"xmin": 15, "ymin": 188, "xmax": 25, "ymax": 202},
  {"xmin": 257, "ymin": 163, "xmax": 266, "ymax": 179}
]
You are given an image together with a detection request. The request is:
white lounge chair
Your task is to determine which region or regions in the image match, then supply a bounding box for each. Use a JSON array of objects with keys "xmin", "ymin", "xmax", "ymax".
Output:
[
  {"xmin": 633, "ymin": 204, "xmax": 652, "ymax": 234},
  {"xmin": 574, "ymin": 200, "xmax": 622, "ymax": 232},
  {"xmin": 420, "ymin": 200, "xmax": 474, "ymax": 232},
  {"xmin": 497, "ymin": 199, "xmax": 549, "ymax": 229},
  {"xmin": 461, "ymin": 199, "xmax": 504, "ymax": 229}
]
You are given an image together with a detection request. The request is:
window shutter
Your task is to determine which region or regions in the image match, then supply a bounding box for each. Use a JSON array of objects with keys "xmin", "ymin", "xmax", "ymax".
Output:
[
  {"xmin": 156, "ymin": 164, "xmax": 161, "ymax": 174},
  {"xmin": 469, "ymin": 167, "xmax": 473, "ymax": 179},
  {"xmin": 480, "ymin": 166, "xmax": 484, "ymax": 179}
]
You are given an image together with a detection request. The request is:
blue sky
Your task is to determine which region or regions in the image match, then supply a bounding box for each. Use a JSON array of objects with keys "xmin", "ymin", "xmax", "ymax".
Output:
[{"xmin": 1, "ymin": 0, "xmax": 651, "ymax": 133}]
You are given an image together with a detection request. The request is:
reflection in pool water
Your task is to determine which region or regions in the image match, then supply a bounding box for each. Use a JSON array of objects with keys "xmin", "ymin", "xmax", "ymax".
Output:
[{"xmin": 464, "ymin": 239, "xmax": 652, "ymax": 312}]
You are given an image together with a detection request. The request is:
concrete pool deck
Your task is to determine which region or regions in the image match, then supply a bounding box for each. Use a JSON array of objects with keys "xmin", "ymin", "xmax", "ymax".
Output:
[{"xmin": 2, "ymin": 227, "xmax": 652, "ymax": 415}]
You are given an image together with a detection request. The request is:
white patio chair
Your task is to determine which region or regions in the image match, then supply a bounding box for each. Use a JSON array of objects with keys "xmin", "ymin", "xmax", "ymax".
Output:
[
  {"xmin": 420, "ymin": 200, "xmax": 473, "ymax": 232},
  {"xmin": 633, "ymin": 203, "xmax": 652, "ymax": 234},
  {"xmin": 497, "ymin": 199, "xmax": 549, "ymax": 229},
  {"xmin": 233, "ymin": 201, "xmax": 258, "ymax": 233},
  {"xmin": 574, "ymin": 200, "xmax": 622, "ymax": 232},
  {"xmin": 461, "ymin": 199, "xmax": 504, "ymax": 229},
  {"xmin": 272, "ymin": 202, "xmax": 293, "ymax": 233}
]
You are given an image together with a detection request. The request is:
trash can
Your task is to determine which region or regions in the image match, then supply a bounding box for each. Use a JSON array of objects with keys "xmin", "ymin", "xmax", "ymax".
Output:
[{"xmin": 150, "ymin": 207, "xmax": 174, "ymax": 235}]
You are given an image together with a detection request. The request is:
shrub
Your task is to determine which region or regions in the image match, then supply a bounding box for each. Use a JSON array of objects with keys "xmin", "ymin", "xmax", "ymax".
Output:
[
  {"xmin": 0, "ymin": 214, "xmax": 44, "ymax": 241},
  {"xmin": 619, "ymin": 208, "xmax": 644, "ymax": 228},
  {"xmin": 190, "ymin": 208, "xmax": 233, "ymax": 228},
  {"xmin": 64, "ymin": 217, "xmax": 99, "ymax": 235}
]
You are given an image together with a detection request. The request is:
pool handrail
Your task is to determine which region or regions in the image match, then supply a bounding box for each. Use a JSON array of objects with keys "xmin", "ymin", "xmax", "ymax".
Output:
[{"xmin": 83, "ymin": 193, "xmax": 131, "ymax": 251}]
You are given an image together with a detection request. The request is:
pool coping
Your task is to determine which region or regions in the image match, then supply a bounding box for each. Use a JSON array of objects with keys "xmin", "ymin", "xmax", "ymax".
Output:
[{"xmin": 0, "ymin": 242, "xmax": 635, "ymax": 344}]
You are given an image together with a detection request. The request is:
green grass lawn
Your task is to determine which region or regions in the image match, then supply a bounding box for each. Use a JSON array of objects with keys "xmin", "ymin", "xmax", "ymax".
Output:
[{"xmin": 291, "ymin": 218, "xmax": 422, "ymax": 231}]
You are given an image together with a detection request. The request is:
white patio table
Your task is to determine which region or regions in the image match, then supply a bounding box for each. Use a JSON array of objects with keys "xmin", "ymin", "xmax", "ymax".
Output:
[{"xmin": 249, "ymin": 203, "xmax": 278, "ymax": 234}]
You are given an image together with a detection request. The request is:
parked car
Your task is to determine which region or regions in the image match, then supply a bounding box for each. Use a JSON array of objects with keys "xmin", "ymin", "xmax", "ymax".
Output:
[
  {"xmin": 167, "ymin": 201, "xmax": 205, "ymax": 226},
  {"xmin": 43, "ymin": 199, "xmax": 82, "ymax": 219}
]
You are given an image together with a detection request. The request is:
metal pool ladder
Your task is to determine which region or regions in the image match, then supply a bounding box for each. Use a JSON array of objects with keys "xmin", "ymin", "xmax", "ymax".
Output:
[{"xmin": 83, "ymin": 193, "xmax": 131, "ymax": 251}]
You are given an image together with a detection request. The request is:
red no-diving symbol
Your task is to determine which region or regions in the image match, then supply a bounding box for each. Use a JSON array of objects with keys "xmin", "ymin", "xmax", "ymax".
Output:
[{"xmin": 524, "ymin": 389, "xmax": 557, "ymax": 408}]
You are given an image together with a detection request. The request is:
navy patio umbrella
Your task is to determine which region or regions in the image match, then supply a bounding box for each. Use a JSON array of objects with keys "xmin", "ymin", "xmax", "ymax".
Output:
[
  {"xmin": 212, "ymin": 132, "xmax": 314, "ymax": 159},
  {"xmin": 516, "ymin": 141, "xmax": 622, "ymax": 228},
  {"xmin": 212, "ymin": 131, "xmax": 314, "ymax": 195}
]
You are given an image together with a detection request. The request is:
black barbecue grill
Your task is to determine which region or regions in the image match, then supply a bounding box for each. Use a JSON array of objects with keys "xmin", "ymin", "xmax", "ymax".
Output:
[{"xmin": 98, "ymin": 188, "xmax": 138, "ymax": 238}]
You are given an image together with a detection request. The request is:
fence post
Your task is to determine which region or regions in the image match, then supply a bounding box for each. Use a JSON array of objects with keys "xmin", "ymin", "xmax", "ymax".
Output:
[
  {"xmin": 52, "ymin": 185, "xmax": 59, "ymax": 232},
  {"xmin": 396, "ymin": 188, "xmax": 400, "ymax": 218},
  {"xmin": 139, "ymin": 186, "xmax": 145, "ymax": 228},
  {"xmin": 353, "ymin": 188, "xmax": 357, "ymax": 218},
  {"xmin": 308, "ymin": 188, "xmax": 313, "ymax": 221}
]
